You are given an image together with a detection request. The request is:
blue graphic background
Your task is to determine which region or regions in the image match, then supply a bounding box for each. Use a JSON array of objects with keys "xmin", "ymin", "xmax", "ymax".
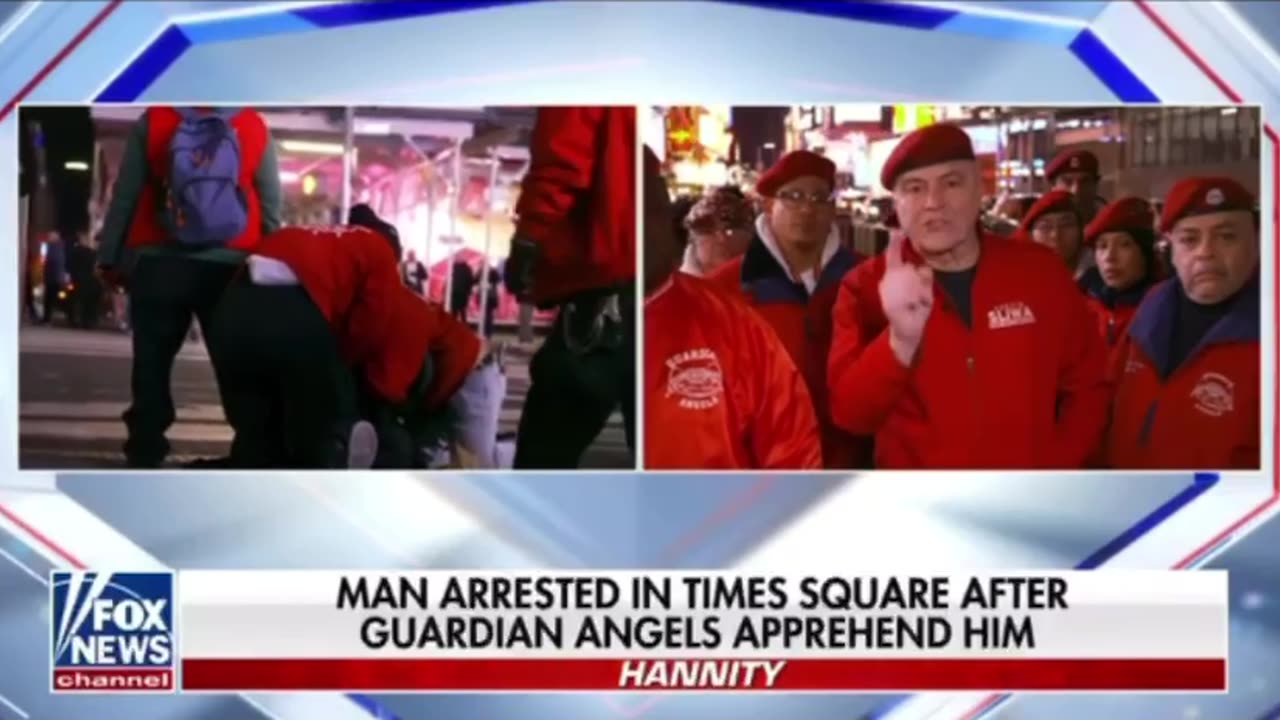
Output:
[{"xmin": 0, "ymin": 1, "xmax": 1276, "ymax": 720}]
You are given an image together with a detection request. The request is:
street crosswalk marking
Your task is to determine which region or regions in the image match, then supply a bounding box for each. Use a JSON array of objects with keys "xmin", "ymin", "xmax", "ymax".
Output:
[
  {"xmin": 21, "ymin": 419, "xmax": 234, "ymax": 443},
  {"xmin": 21, "ymin": 401, "xmax": 226, "ymax": 422},
  {"xmin": 20, "ymin": 402, "xmax": 623, "ymax": 441},
  {"xmin": 21, "ymin": 330, "xmax": 210, "ymax": 361},
  {"xmin": 20, "ymin": 326, "xmax": 629, "ymax": 467}
]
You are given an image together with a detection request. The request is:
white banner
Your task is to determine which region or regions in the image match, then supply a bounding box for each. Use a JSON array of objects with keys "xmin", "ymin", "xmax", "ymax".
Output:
[{"xmin": 178, "ymin": 570, "xmax": 1227, "ymax": 661}]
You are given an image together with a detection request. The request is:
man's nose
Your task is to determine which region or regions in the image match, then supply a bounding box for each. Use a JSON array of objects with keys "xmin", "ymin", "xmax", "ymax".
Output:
[
  {"xmin": 925, "ymin": 184, "xmax": 946, "ymax": 207},
  {"xmin": 1191, "ymin": 239, "xmax": 1218, "ymax": 260}
]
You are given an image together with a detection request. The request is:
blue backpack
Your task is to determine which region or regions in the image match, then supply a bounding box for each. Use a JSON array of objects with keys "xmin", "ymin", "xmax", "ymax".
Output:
[{"xmin": 162, "ymin": 108, "xmax": 249, "ymax": 247}]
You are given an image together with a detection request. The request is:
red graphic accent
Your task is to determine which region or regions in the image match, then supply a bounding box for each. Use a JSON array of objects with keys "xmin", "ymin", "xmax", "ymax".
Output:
[
  {"xmin": 1127, "ymin": 3, "xmax": 1280, "ymax": 566},
  {"xmin": 180, "ymin": 657, "xmax": 1225, "ymax": 692},
  {"xmin": 0, "ymin": 503, "xmax": 86, "ymax": 568},
  {"xmin": 54, "ymin": 668, "xmax": 173, "ymax": 693},
  {"xmin": 960, "ymin": 5, "xmax": 1280, "ymax": 719},
  {"xmin": 0, "ymin": 0, "xmax": 124, "ymax": 122}
]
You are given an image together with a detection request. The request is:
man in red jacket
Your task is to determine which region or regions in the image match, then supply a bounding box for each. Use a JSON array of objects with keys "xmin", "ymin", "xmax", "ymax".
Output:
[
  {"xmin": 1046, "ymin": 148, "xmax": 1103, "ymax": 225},
  {"xmin": 828, "ymin": 123, "xmax": 1110, "ymax": 469},
  {"xmin": 504, "ymin": 106, "xmax": 636, "ymax": 468},
  {"xmin": 708, "ymin": 150, "xmax": 868, "ymax": 468},
  {"xmin": 643, "ymin": 146, "xmax": 822, "ymax": 470},
  {"xmin": 1045, "ymin": 148, "xmax": 1105, "ymax": 280},
  {"xmin": 95, "ymin": 106, "xmax": 282, "ymax": 468},
  {"xmin": 1104, "ymin": 177, "xmax": 1260, "ymax": 469},
  {"xmin": 207, "ymin": 211, "xmax": 485, "ymax": 468},
  {"xmin": 1019, "ymin": 189, "xmax": 1085, "ymax": 275}
]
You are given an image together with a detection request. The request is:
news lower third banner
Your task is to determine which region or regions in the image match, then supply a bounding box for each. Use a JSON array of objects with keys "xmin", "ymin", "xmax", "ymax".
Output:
[{"xmin": 52, "ymin": 570, "xmax": 1228, "ymax": 694}]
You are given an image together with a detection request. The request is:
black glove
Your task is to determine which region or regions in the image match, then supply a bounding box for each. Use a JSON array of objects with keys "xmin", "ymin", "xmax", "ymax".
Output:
[
  {"xmin": 561, "ymin": 289, "xmax": 624, "ymax": 355},
  {"xmin": 503, "ymin": 236, "xmax": 539, "ymax": 300}
]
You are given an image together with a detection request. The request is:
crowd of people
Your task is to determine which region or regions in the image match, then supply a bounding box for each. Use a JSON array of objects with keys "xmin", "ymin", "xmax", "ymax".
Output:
[
  {"xmin": 83, "ymin": 105, "xmax": 636, "ymax": 470},
  {"xmin": 644, "ymin": 121, "xmax": 1261, "ymax": 471}
]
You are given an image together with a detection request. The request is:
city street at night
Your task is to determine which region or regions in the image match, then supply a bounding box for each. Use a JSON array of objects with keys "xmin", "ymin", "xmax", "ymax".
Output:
[{"xmin": 19, "ymin": 105, "xmax": 633, "ymax": 471}]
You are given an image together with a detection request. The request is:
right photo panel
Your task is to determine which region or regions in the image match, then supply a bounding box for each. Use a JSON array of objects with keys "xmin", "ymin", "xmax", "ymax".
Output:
[{"xmin": 643, "ymin": 105, "xmax": 1263, "ymax": 472}]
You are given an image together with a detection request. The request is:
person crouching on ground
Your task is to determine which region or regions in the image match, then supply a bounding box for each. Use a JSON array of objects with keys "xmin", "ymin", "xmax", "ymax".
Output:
[{"xmin": 208, "ymin": 207, "xmax": 493, "ymax": 469}]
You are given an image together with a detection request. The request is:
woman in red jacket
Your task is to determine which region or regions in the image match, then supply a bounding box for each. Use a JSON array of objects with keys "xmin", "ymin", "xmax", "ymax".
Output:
[
  {"xmin": 1081, "ymin": 197, "xmax": 1160, "ymax": 346},
  {"xmin": 208, "ymin": 211, "xmax": 484, "ymax": 469}
]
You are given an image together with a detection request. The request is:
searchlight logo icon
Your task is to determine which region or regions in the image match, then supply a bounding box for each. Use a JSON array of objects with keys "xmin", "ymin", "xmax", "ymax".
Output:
[{"xmin": 50, "ymin": 571, "xmax": 176, "ymax": 693}]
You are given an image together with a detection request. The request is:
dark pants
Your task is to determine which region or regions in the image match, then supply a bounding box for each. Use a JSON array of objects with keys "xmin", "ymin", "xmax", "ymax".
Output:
[
  {"xmin": 514, "ymin": 286, "xmax": 636, "ymax": 469},
  {"xmin": 451, "ymin": 293, "xmax": 470, "ymax": 322},
  {"xmin": 42, "ymin": 279, "xmax": 60, "ymax": 322},
  {"xmin": 356, "ymin": 358, "xmax": 454, "ymax": 470},
  {"xmin": 69, "ymin": 277, "xmax": 101, "ymax": 329},
  {"xmin": 24, "ymin": 269, "xmax": 37, "ymax": 321},
  {"xmin": 122, "ymin": 254, "xmax": 237, "ymax": 467},
  {"xmin": 483, "ymin": 297, "xmax": 497, "ymax": 338},
  {"xmin": 207, "ymin": 279, "xmax": 358, "ymax": 469}
]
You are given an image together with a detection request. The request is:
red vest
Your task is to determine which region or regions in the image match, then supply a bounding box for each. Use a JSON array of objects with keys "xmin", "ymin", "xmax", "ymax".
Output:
[
  {"xmin": 127, "ymin": 107, "xmax": 269, "ymax": 252},
  {"xmin": 1104, "ymin": 278, "xmax": 1260, "ymax": 470}
]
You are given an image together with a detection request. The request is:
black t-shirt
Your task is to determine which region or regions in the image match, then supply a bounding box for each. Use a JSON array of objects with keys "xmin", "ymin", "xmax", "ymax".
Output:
[{"xmin": 935, "ymin": 267, "xmax": 977, "ymax": 328}]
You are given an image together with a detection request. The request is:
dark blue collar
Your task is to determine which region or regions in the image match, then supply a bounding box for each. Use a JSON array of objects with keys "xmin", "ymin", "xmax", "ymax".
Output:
[
  {"xmin": 740, "ymin": 234, "xmax": 859, "ymax": 305},
  {"xmin": 1078, "ymin": 266, "xmax": 1104, "ymax": 296},
  {"xmin": 1128, "ymin": 272, "xmax": 1260, "ymax": 378},
  {"xmin": 1085, "ymin": 273, "xmax": 1154, "ymax": 310}
]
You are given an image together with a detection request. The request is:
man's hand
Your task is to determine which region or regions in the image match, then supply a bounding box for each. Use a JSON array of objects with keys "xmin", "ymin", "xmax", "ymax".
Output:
[
  {"xmin": 503, "ymin": 236, "xmax": 539, "ymax": 301},
  {"xmin": 878, "ymin": 235, "xmax": 934, "ymax": 366},
  {"xmin": 97, "ymin": 265, "xmax": 127, "ymax": 291}
]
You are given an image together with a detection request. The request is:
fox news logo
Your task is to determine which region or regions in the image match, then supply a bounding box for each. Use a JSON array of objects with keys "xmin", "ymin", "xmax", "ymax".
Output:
[{"xmin": 51, "ymin": 572, "xmax": 176, "ymax": 693}]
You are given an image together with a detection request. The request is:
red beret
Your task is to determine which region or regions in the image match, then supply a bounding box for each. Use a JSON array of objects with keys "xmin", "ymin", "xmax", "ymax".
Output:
[
  {"xmin": 1159, "ymin": 177, "xmax": 1255, "ymax": 232},
  {"xmin": 756, "ymin": 150, "xmax": 835, "ymax": 197},
  {"xmin": 1045, "ymin": 149, "xmax": 1099, "ymax": 180},
  {"xmin": 880, "ymin": 123, "xmax": 975, "ymax": 189},
  {"xmin": 1084, "ymin": 197, "xmax": 1154, "ymax": 245},
  {"xmin": 1018, "ymin": 189, "xmax": 1077, "ymax": 236}
]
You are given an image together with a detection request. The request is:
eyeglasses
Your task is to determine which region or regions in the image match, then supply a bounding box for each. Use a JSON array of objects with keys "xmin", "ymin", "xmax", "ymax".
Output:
[{"xmin": 775, "ymin": 189, "xmax": 836, "ymax": 207}]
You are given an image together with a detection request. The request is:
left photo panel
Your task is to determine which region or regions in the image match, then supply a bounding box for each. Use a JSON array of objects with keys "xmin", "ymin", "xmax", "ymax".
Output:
[{"xmin": 17, "ymin": 105, "xmax": 637, "ymax": 471}]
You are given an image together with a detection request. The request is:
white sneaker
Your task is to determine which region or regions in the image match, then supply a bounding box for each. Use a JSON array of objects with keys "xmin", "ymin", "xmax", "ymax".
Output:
[{"xmin": 346, "ymin": 421, "xmax": 379, "ymax": 469}]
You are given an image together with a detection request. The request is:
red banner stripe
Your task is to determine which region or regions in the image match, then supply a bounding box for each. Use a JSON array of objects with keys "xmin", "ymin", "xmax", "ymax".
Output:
[{"xmin": 180, "ymin": 657, "xmax": 1225, "ymax": 692}]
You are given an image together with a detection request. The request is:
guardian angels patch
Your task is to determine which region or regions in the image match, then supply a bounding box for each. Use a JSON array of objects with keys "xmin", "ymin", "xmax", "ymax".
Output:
[
  {"xmin": 665, "ymin": 348, "xmax": 724, "ymax": 410},
  {"xmin": 1190, "ymin": 371, "xmax": 1235, "ymax": 417}
]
